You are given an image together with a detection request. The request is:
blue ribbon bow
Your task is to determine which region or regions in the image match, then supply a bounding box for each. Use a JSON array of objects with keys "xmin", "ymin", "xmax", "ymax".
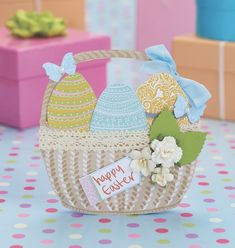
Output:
[
  {"xmin": 144, "ymin": 45, "xmax": 211, "ymax": 123},
  {"xmin": 42, "ymin": 52, "xmax": 76, "ymax": 82}
]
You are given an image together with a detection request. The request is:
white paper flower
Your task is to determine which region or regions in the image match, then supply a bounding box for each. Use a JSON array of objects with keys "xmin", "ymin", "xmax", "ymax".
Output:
[
  {"xmin": 150, "ymin": 139, "xmax": 161, "ymax": 150},
  {"xmin": 151, "ymin": 136, "xmax": 183, "ymax": 168},
  {"xmin": 151, "ymin": 167, "xmax": 174, "ymax": 187},
  {"xmin": 129, "ymin": 147, "xmax": 155, "ymax": 176}
]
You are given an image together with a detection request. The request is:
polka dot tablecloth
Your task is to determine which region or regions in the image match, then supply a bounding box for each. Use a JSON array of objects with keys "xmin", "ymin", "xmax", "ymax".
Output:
[{"xmin": 0, "ymin": 119, "xmax": 235, "ymax": 248}]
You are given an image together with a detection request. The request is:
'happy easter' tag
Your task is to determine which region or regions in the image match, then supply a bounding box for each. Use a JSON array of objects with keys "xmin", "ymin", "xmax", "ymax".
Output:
[{"xmin": 79, "ymin": 157, "xmax": 140, "ymax": 206}]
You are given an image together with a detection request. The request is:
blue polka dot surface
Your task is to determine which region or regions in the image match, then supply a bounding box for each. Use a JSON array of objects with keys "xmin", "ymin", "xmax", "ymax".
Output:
[{"xmin": 0, "ymin": 119, "xmax": 235, "ymax": 248}]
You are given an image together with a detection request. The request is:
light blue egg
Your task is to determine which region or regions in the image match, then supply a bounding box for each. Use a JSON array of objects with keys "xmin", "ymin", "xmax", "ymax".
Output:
[{"xmin": 90, "ymin": 84, "xmax": 148, "ymax": 132}]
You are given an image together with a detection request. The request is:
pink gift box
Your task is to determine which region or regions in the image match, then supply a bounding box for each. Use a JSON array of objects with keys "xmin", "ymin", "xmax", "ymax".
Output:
[
  {"xmin": 0, "ymin": 28, "xmax": 110, "ymax": 129},
  {"xmin": 136, "ymin": 0, "xmax": 195, "ymax": 51}
]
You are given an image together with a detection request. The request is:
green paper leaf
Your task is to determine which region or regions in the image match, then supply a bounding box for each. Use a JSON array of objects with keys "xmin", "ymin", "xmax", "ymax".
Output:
[
  {"xmin": 149, "ymin": 109, "xmax": 207, "ymax": 166},
  {"xmin": 177, "ymin": 131, "xmax": 207, "ymax": 166},
  {"xmin": 149, "ymin": 109, "xmax": 180, "ymax": 141}
]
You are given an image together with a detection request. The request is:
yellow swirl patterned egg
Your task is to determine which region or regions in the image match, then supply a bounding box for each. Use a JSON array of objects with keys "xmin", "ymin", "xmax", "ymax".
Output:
[
  {"xmin": 136, "ymin": 73, "xmax": 189, "ymax": 126},
  {"xmin": 47, "ymin": 73, "xmax": 96, "ymax": 131}
]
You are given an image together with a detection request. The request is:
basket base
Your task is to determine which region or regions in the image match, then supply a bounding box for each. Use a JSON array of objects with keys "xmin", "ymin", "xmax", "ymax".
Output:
[{"xmin": 60, "ymin": 199, "xmax": 181, "ymax": 215}]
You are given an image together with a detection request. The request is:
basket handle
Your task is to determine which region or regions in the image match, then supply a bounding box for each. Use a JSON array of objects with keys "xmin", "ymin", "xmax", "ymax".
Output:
[
  {"xmin": 40, "ymin": 49, "xmax": 150, "ymax": 126},
  {"xmin": 73, "ymin": 49, "xmax": 149, "ymax": 64}
]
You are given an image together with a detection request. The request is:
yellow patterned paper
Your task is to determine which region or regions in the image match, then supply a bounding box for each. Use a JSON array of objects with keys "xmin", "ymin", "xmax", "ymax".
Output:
[
  {"xmin": 136, "ymin": 73, "xmax": 189, "ymax": 126},
  {"xmin": 47, "ymin": 73, "xmax": 97, "ymax": 131}
]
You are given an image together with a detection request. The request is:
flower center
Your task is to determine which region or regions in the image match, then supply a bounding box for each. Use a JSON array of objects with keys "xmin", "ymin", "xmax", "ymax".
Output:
[
  {"xmin": 161, "ymin": 148, "xmax": 174, "ymax": 158},
  {"xmin": 140, "ymin": 158, "xmax": 148, "ymax": 168}
]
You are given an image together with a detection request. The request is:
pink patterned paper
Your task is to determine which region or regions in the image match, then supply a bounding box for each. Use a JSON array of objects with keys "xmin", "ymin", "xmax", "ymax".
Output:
[{"xmin": 80, "ymin": 176, "xmax": 100, "ymax": 206}]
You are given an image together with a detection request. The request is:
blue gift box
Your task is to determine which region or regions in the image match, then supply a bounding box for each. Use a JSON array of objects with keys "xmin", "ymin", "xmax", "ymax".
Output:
[{"xmin": 196, "ymin": 0, "xmax": 235, "ymax": 41}]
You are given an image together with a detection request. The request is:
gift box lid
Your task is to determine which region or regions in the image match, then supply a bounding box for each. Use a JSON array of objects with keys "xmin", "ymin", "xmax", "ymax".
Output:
[
  {"xmin": 173, "ymin": 34, "xmax": 235, "ymax": 73},
  {"xmin": 0, "ymin": 28, "xmax": 110, "ymax": 80}
]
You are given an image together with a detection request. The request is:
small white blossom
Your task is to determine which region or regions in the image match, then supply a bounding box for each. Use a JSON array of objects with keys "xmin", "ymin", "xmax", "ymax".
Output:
[
  {"xmin": 151, "ymin": 136, "xmax": 183, "ymax": 168},
  {"xmin": 129, "ymin": 147, "xmax": 155, "ymax": 176},
  {"xmin": 151, "ymin": 167, "xmax": 174, "ymax": 187},
  {"xmin": 150, "ymin": 139, "xmax": 160, "ymax": 150}
]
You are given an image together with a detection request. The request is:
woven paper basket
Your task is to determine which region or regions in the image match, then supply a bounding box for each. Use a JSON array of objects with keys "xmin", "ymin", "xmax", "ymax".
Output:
[{"xmin": 39, "ymin": 49, "xmax": 198, "ymax": 214}]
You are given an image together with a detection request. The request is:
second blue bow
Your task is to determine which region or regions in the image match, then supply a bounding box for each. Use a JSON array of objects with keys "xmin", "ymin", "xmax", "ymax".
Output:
[{"xmin": 144, "ymin": 45, "xmax": 211, "ymax": 123}]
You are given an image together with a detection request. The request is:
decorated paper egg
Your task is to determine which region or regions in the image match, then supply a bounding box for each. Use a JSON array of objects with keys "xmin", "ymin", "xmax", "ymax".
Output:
[
  {"xmin": 47, "ymin": 73, "xmax": 96, "ymax": 131},
  {"xmin": 136, "ymin": 73, "xmax": 189, "ymax": 126},
  {"xmin": 90, "ymin": 84, "xmax": 148, "ymax": 132}
]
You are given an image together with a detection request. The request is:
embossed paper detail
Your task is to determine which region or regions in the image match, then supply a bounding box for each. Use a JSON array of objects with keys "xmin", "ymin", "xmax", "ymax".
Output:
[
  {"xmin": 79, "ymin": 157, "xmax": 141, "ymax": 206},
  {"xmin": 136, "ymin": 73, "xmax": 189, "ymax": 126}
]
